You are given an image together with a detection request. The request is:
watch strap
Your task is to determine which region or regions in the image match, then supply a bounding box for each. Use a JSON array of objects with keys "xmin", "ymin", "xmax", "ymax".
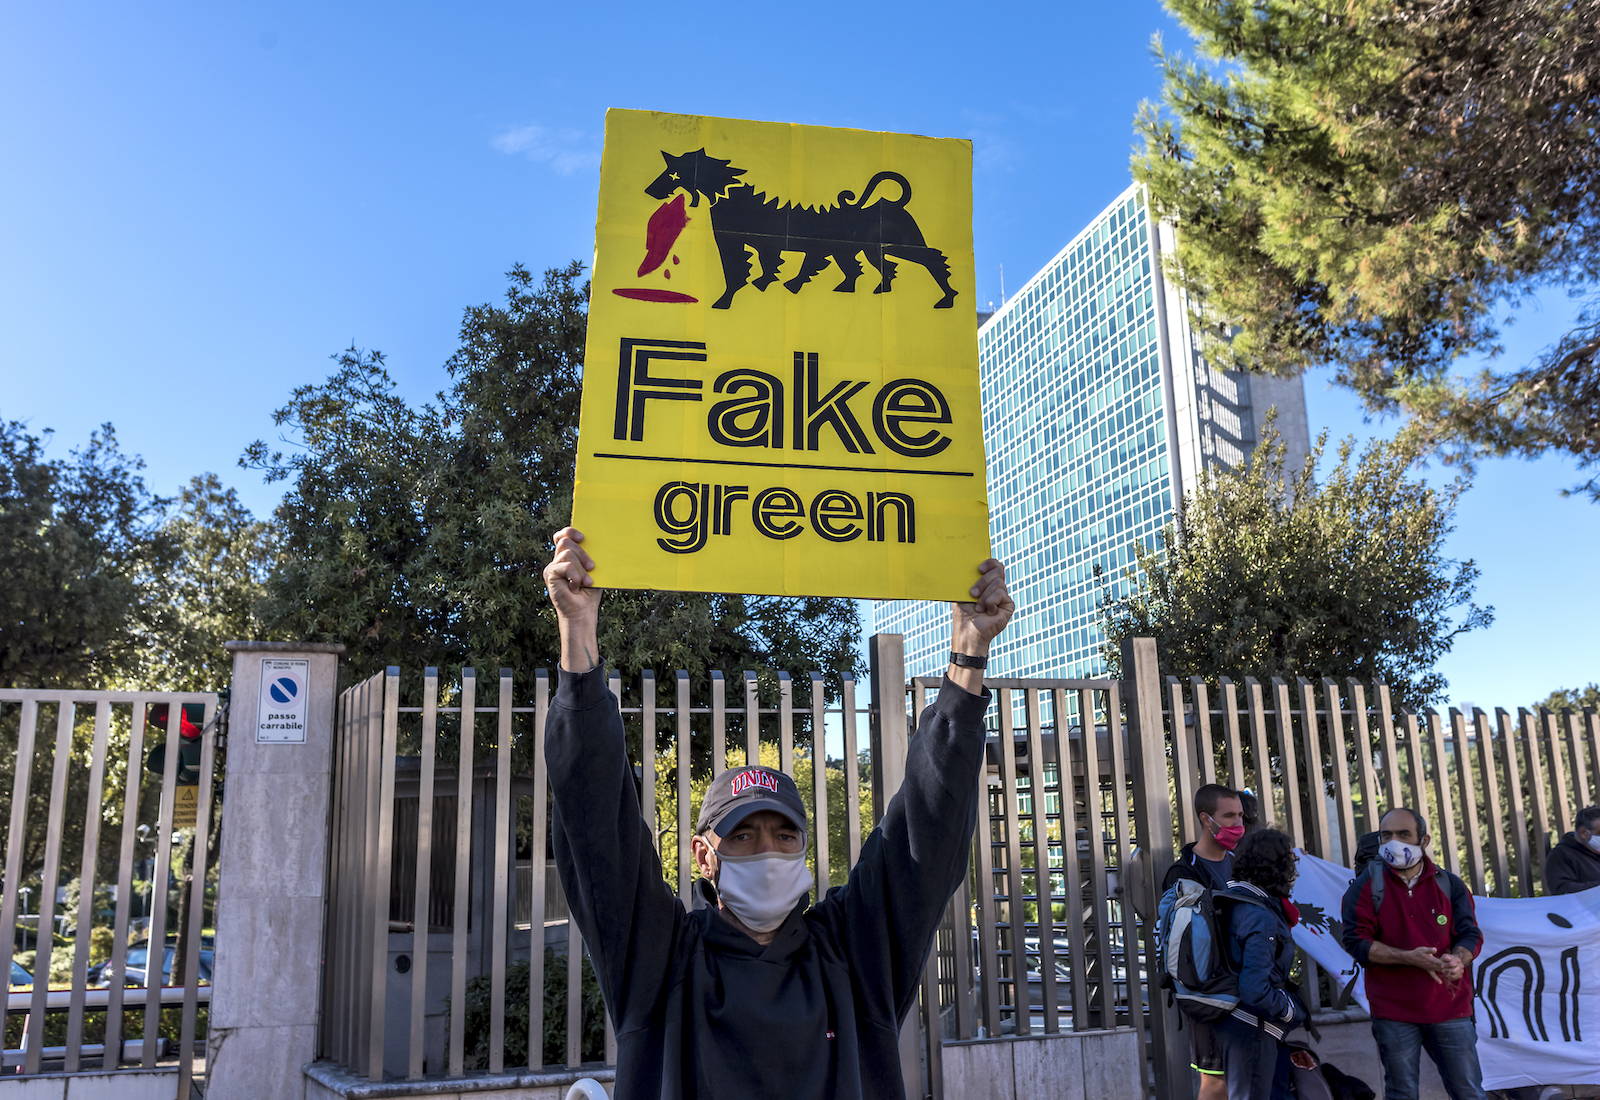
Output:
[{"xmin": 948, "ymin": 652, "xmax": 988, "ymax": 670}]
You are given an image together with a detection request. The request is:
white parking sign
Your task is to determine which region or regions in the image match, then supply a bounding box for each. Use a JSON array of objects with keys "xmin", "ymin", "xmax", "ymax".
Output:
[{"xmin": 257, "ymin": 658, "xmax": 309, "ymax": 743}]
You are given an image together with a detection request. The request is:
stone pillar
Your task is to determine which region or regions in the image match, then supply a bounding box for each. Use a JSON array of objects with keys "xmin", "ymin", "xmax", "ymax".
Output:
[{"xmin": 207, "ymin": 641, "xmax": 345, "ymax": 1100}]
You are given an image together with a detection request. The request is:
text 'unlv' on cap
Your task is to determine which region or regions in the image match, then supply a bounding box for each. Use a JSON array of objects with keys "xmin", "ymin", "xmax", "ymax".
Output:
[{"xmin": 695, "ymin": 765, "xmax": 809, "ymax": 839}]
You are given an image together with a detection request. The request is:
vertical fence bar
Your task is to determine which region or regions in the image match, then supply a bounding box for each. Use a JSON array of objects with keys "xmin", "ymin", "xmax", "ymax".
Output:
[
  {"xmin": 449, "ymin": 670, "xmax": 477, "ymax": 1078},
  {"xmin": 1452, "ymin": 710, "xmax": 1486, "ymax": 895},
  {"xmin": 1402, "ymin": 713, "xmax": 1429, "ymax": 829},
  {"xmin": 676, "ymin": 671, "xmax": 692, "ymax": 907},
  {"xmin": 566, "ymin": 921, "xmax": 582, "ymax": 1068},
  {"xmin": 1192, "ymin": 678, "xmax": 1217, "ymax": 787},
  {"xmin": 779, "ymin": 673, "xmax": 795, "ymax": 777},
  {"xmin": 1245, "ymin": 679, "xmax": 1273, "ymax": 817},
  {"xmin": 1106, "ymin": 682, "xmax": 1147, "ymax": 1066},
  {"xmin": 1544, "ymin": 710, "xmax": 1574, "ymax": 838},
  {"xmin": 103, "ymin": 699, "xmax": 145, "ymax": 1066},
  {"xmin": 996, "ymin": 689, "xmax": 1027, "ymax": 1035},
  {"xmin": 1323, "ymin": 681, "xmax": 1358, "ymax": 864},
  {"xmin": 64, "ymin": 700, "xmax": 112, "ymax": 1072},
  {"xmin": 366, "ymin": 669, "xmax": 401, "ymax": 1080},
  {"xmin": 711, "ymin": 671, "xmax": 727, "ymax": 776},
  {"xmin": 1498, "ymin": 710, "xmax": 1534, "ymax": 897},
  {"xmin": 842, "ymin": 678, "xmax": 862, "ymax": 868},
  {"xmin": 326, "ymin": 685, "xmax": 352, "ymax": 1066},
  {"xmin": 1167, "ymin": 678, "xmax": 1196, "ymax": 849},
  {"xmin": 1565, "ymin": 711, "xmax": 1590, "ymax": 804},
  {"xmin": 137, "ymin": 703, "xmax": 182, "ymax": 1070},
  {"xmin": 1520, "ymin": 709, "xmax": 1552, "ymax": 869},
  {"xmin": 1054, "ymin": 688, "xmax": 1090, "ymax": 1034},
  {"xmin": 1297, "ymin": 679, "xmax": 1330, "ymax": 858},
  {"xmin": 27, "ymin": 700, "xmax": 77, "ymax": 1074},
  {"xmin": 1376, "ymin": 685, "xmax": 1402, "ymax": 811},
  {"xmin": 177, "ymin": 698, "xmax": 219, "ymax": 1099},
  {"xmin": 949, "ymin": 874, "xmax": 976, "ymax": 1040},
  {"xmin": 489, "ymin": 671, "xmax": 514, "ymax": 1074},
  {"xmin": 1079, "ymin": 688, "xmax": 1116, "ymax": 1029},
  {"xmin": 410, "ymin": 669, "xmax": 439, "ymax": 1078},
  {"xmin": 1474, "ymin": 709, "xmax": 1511, "ymax": 898},
  {"xmin": 810, "ymin": 673, "xmax": 830, "ymax": 897},
  {"xmin": 1345, "ymin": 682, "xmax": 1379, "ymax": 836},
  {"xmin": 0, "ymin": 699, "xmax": 37, "ymax": 1070},
  {"xmin": 1024, "ymin": 688, "xmax": 1058, "ymax": 1034},
  {"xmin": 1119, "ymin": 641, "xmax": 1169, "ymax": 1096},
  {"xmin": 530, "ymin": 671, "xmax": 551, "ymax": 1068},
  {"xmin": 972, "ymin": 710, "xmax": 1002, "ymax": 1036},
  {"xmin": 1586, "ymin": 712, "xmax": 1600, "ymax": 801},
  {"xmin": 743, "ymin": 671, "xmax": 760, "ymax": 768},
  {"xmin": 1426, "ymin": 711, "xmax": 1460, "ymax": 878},
  {"xmin": 641, "ymin": 671, "xmax": 658, "ymax": 852},
  {"xmin": 1271, "ymin": 679, "xmax": 1306, "ymax": 850},
  {"xmin": 1220, "ymin": 677, "xmax": 1245, "ymax": 791}
]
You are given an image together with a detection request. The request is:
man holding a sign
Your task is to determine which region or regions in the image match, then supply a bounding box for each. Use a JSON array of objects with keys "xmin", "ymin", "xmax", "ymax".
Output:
[{"xmin": 542, "ymin": 527, "xmax": 1012, "ymax": 1100}]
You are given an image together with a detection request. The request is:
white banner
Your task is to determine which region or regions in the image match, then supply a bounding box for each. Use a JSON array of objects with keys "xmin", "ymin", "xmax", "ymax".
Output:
[{"xmin": 1288, "ymin": 851, "xmax": 1600, "ymax": 1089}]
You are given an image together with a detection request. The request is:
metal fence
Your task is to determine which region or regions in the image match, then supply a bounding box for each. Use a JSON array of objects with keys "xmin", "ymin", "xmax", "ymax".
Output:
[
  {"xmin": 321, "ymin": 662, "xmax": 876, "ymax": 1083},
  {"xmin": 0, "ymin": 688, "xmax": 219, "ymax": 1096}
]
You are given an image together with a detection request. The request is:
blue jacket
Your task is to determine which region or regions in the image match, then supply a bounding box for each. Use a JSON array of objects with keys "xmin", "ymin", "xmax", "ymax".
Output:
[{"xmin": 1224, "ymin": 881, "xmax": 1304, "ymax": 1030}]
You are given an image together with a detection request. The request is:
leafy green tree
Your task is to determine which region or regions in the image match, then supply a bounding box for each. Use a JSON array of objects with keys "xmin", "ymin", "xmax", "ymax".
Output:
[
  {"xmin": 0, "ymin": 420, "xmax": 176, "ymax": 689},
  {"xmin": 247, "ymin": 263, "xmax": 863, "ymax": 689},
  {"xmin": 1135, "ymin": 0, "xmax": 1600, "ymax": 493},
  {"xmin": 1098, "ymin": 420, "xmax": 1492, "ymax": 707},
  {"xmin": 1538, "ymin": 684, "xmax": 1600, "ymax": 712}
]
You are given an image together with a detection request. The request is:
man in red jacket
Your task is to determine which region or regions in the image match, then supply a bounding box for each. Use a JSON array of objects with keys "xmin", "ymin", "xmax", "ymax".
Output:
[{"xmin": 1341, "ymin": 807, "xmax": 1484, "ymax": 1100}]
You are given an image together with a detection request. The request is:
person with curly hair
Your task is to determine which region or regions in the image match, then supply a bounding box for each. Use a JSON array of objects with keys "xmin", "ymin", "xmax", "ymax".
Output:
[{"xmin": 1217, "ymin": 828, "xmax": 1312, "ymax": 1100}]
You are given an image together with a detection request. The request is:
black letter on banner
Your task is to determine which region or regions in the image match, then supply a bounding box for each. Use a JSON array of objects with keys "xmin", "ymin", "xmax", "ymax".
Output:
[
  {"xmin": 810, "ymin": 490, "xmax": 864, "ymax": 543},
  {"xmin": 654, "ymin": 482, "xmax": 709, "ymax": 553},
  {"xmin": 709, "ymin": 370, "xmax": 783, "ymax": 448},
  {"xmin": 615, "ymin": 338, "xmax": 706, "ymax": 442},
  {"xmin": 867, "ymin": 492, "xmax": 915, "ymax": 543},
  {"xmin": 793, "ymin": 352, "xmax": 873, "ymax": 453},
  {"xmin": 752, "ymin": 488, "xmax": 805, "ymax": 540},
  {"xmin": 712, "ymin": 485, "xmax": 750, "ymax": 535},
  {"xmin": 872, "ymin": 379, "xmax": 952, "ymax": 457}
]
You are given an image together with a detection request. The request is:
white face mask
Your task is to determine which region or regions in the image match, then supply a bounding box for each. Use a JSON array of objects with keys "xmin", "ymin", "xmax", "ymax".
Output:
[
  {"xmin": 1381, "ymin": 839, "xmax": 1423, "ymax": 870},
  {"xmin": 714, "ymin": 849, "xmax": 812, "ymax": 933},
  {"xmin": 1586, "ymin": 833, "xmax": 1600, "ymax": 854}
]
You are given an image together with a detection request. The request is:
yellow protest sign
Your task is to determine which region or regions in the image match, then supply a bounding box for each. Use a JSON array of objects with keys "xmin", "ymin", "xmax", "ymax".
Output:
[
  {"xmin": 571, "ymin": 109, "xmax": 991, "ymax": 602},
  {"xmin": 171, "ymin": 784, "xmax": 199, "ymax": 829}
]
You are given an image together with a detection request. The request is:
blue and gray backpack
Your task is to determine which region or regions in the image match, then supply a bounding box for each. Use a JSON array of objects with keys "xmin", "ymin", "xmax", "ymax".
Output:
[{"xmin": 1156, "ymin": 878, "xmax": 1275, "ymax": 1022}]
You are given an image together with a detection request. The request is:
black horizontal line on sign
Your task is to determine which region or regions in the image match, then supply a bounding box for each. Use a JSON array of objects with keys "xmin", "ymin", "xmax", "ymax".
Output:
[{"xmin": 590, "ymin": 453, "xmax": 975, "ymax": 478}]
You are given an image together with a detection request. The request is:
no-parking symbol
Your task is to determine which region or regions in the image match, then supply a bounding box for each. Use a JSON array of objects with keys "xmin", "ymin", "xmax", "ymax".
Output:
[{"xmin": 257, "ymin": 658, "xmax": 309, "ymax": 743}]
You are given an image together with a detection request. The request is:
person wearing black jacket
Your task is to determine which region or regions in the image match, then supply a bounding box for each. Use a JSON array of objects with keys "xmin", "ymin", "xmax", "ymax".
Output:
[
  {"xmin": 1218, "ymin": 828, "xmax": 1311, "ymax": 1100},
  {"xmin": 1544, "ymin": 805, "xmax": 1600, "ymax": 895},
  {"xmin": 541, "ymin": 526, "xmax": 1014, "ymax": 1100}
]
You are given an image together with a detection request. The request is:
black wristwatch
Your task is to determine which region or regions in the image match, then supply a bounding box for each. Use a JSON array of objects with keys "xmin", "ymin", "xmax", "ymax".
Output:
[{"xmin": 948, "ymin": 652, "xmax": 988, "ymax": 669}]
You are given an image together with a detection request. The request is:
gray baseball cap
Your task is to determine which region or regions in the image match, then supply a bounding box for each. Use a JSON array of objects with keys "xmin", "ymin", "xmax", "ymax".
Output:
[{"xmin": 695, "ymin": 765, "xmax": 808, "ymax": 838}]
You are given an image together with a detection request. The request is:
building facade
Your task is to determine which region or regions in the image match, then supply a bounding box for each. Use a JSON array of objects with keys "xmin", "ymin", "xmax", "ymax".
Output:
[{"xmin": 874, "ymin": 184, "xmax": 1309, "ymax": 680}]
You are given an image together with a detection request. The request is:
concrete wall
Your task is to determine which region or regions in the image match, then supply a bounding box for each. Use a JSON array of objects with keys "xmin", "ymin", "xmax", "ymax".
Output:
[
  {"xmin": 207, "ymin": 641, "xmax": 345, "ymax": 1100},
  {"xmin": 942, "ymin": 1029, "xmax": 1143, "ymax": 1100}
]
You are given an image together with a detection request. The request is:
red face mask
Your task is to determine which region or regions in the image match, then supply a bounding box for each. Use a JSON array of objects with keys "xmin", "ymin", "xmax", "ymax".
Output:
[{"xmin": 1207, "ymin": 816, "xmax": 1245, "ymax": 851}]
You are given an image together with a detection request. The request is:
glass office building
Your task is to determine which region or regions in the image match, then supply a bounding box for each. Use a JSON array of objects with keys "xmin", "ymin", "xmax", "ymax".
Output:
[{"xmin": 874, "ymin": 184, "xmax": 1308, "ymax": 679}]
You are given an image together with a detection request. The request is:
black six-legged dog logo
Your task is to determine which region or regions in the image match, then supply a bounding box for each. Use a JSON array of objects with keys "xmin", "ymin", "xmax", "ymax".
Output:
[{"xmin": 643, "ymin": 149, "xmax": 958, "ymax": 311}]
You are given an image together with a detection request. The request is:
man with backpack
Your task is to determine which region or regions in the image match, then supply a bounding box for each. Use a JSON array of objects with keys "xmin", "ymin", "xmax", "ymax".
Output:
[
  {"xmin": 1340, "ymin": 807, "xmax": 1485, "ymax": 1100},
  {"xmin": 1160, "ymin": 784, "xmax": 1247, "ymax": 1100}
]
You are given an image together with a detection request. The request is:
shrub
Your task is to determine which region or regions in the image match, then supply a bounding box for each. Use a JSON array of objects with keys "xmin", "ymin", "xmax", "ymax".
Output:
[{"xmin": 452, "ymin": 946, "xmax": 606, "ymax": 1070}]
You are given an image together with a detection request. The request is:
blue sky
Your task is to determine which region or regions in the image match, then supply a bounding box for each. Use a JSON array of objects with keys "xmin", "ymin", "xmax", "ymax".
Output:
[{"xmin": 3, "ymin": 2, "xmax": 1595, "ymax": 708}]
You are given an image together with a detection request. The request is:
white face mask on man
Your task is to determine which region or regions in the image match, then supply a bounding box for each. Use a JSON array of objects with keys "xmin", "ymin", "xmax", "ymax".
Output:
[
  {"xmin": 1587, "ymin": 833, "xmax": 1600, "ymax": 854},
  {"xmin": 714, "ymin": 849, "xmax": 813, "ymax": 933},
  {"xmin": 1380, "ymin": 838, "xmax": 1424, "ymax": 870}
]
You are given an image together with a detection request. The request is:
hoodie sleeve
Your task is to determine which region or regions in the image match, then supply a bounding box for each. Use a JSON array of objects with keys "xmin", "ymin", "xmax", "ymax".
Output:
[
  {"xmin": 813, "ymin": 677, "xmax": 989, "ymax": 1027},
  {"xmin": 1341, "ymin": 874, "xmax": 1374, "ymax": 966},
  {"xmin": 1233, "ymin": 903, "xmax": 1301, "ymax": 1024},
  {"xmin": 545, "ymin": 665, "xmax": 684, "ymax": 1034},
  {"xmin": 1446, "ymin": 873, "xmax": 1482, "ymax": 956}
]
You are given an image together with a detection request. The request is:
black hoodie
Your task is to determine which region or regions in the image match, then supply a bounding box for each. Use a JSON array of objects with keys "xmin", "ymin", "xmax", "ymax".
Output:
[
  {"xmin": 546, "ymin": 664, "xmax": 989, "ymax": 1100},
  {"xmin": 1544, "ymin": 831, "xmax": 1600, "ymax": 895}
]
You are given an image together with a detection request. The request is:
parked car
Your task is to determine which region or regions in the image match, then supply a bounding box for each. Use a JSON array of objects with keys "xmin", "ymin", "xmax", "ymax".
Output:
[
  {"xmin": 9, "ymin": 961, "xmax": 31, "ymax": 989},
  {"xmin": 89, "ymin": 944, "xmax": 212, "ymax": 988}
]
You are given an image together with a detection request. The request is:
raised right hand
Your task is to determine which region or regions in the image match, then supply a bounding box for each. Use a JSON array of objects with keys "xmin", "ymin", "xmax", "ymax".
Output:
[{"xmin": 543, "ymin": 527, "xmax": 600, "ymax": 621}]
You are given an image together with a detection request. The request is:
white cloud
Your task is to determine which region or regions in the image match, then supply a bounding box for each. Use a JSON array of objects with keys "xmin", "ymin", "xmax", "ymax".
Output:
[{"xmin": 490, "ymin": 124, "xmax": 599, "ymax": 175}]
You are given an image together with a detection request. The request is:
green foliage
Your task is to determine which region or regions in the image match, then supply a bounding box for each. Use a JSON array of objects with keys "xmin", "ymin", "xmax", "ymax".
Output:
[
  {"xmin": 246, "ymin": 263, "xmax": 863, "ymax": 686},
  {"xmin": 454, "ymin": 948, "xmax": 605, "ymax": 1070},
  {"xmin": 1538, "ymin": 683, "xmax": 1600, "ymax": 712},
  {"xmin": 1097, "ymin": 419, "xmax": 1491, "ymax": 708},
  {"xmin": 0, "ymin": 420, "xmax": 176, "ymax": 689},
  {"xmin": 1135, "ymin": 0, "xmax": 1600, "ymax": 493}
]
